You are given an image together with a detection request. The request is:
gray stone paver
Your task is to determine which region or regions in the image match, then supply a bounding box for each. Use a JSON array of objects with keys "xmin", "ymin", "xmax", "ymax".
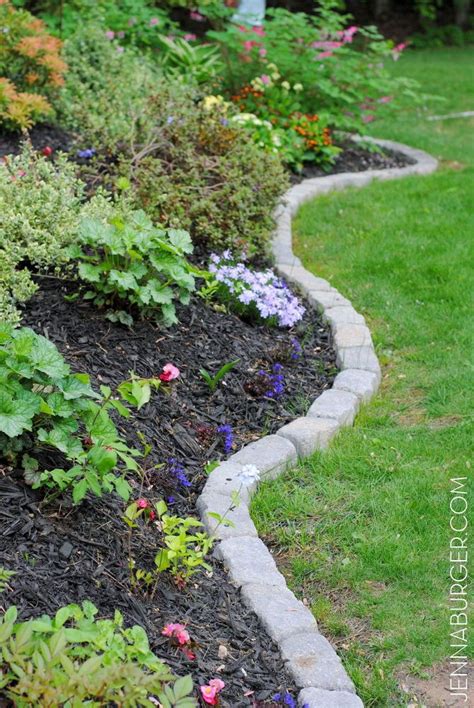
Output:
[{"xmin": 196, "ymin": 139, "xmax": 438, "ymax": 706}]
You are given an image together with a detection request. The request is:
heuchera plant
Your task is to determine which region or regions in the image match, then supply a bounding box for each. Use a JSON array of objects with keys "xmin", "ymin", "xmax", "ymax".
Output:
[
  {"xmin": 0, "ymin": 324, "xmax": 160, "ymax": 504},
  {"xmin": 208, "ymin": 251, "xmax": 305, "ymax": 327},
  {"xmin": 71, "ymin": 209, "xmax": 196, "ymax": 327}
]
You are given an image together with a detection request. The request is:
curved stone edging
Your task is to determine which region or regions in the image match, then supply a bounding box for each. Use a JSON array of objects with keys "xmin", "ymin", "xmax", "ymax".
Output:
[{"xmin": 197, "ymin": 139, "xmax": 438, "ymax": 708}]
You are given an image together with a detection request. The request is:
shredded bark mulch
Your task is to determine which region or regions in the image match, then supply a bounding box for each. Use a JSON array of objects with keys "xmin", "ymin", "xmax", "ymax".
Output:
[{"xmin": 0, "ymin": 279, "xmax": 336, "ymax": 705}]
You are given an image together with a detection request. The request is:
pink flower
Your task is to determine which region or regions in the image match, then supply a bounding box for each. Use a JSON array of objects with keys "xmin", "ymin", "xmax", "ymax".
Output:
[
  {"xmin": 162, "ymin": 623, "xmax": 190, "ymax": 644},
  {"xmin": 184, "ymin": 33, "xmax": 197, "ymax": 41},
  {"xmin": 362, "ymin": 113, "xmax": 375, "ymax": 123},
  {"xmin": 392, "ymin": 42, "xmax": 407, "ymax": 60},
  {"xmin": 260, "ymin": 74, "xmax": 270, "ymax": 84},
  {"xmin": 117, "ymin": 31, "xmax": 125, "ymax": 39},
  {"xmin": 209, "ymin": 679, "xmax": 225, "ymax": 692},
  {"xmin": 312, "ymin": 40, "xmax": 341, "ymax": 50},
  {"xmin": 105, "ymin": 30, "xmax": 115, "ymax": 40},
  {"xmin": 259, "ymin": 47, "xmax": 267, "ymax": 57},
  {"xmin": 159, "ymin": 363, "xmax": 180, "ymax": 382},
  {"xmin": 149, "ymin": 17, "xmax": 159, "ymax": 26},
  {"xmin": 243, "ymin": 39, "xmax": 257, "ymax": 51},
  {"xmin": 317, "ymin": 50, "xmax": 334, "ymax": 59},
  {"xmin": 136, "ymin": 498, "xmax": 149, "ymax": 509},
  {"xmin": 116, "ymin": 45, "xmax": 124, "ymax": 53},
  {"xmin": 338, "ymin": 25, "xmax": 358, "ymax": 43},
  {"xmin": 200, "ymin": 686, "xmax": 218, "ymax": 705},
  {"xmin": 378, "ymin": 95, "xmax": 393, "ymax": 104},
  {"xmin": 200, "ymin": 679, "xmax": 225, "ymax": 705},
  {"xmin": 252, "ymin": 25, "xmax": 265, "ymax": 36},
  {"xmin": 190, "ymin": 10, "xmax": 205, "ymax": 21}
]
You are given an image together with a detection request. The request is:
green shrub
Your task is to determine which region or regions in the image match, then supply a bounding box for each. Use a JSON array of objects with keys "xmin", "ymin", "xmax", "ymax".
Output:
[
  {"xmin": 71, "ymin": 209, "xmax": 196, "ymax": 326},
  {"xmin": 0, "ymin": 145, "xmax": 108, "ymax": 323},
  {"xmin": 122, "ymin": 85, "xmax": 288, "ymax": 256},
  {"xmin": 0, "ymin": 0, "xmax": 67, "ymax": 129},
  {"xmin": 0, "ymin": 601, "xmax": 196, "ymax": 706},
  {"xmin": 0, "ymin": 323, "xmax": 152, "ymax": 504},
  {"xmin": 57, "ymin": 25, "xmax": 158, "ymax": 150}
]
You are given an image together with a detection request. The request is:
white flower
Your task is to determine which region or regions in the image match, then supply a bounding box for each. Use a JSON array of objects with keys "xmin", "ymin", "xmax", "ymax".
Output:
[
  {"xmin": 281, "ymin": 81, "xmax": 290, "ymax": 91},
  {"xmin": 239, "ymin": 464, "xmax": 261, "ymax": 485},
  {"xmin": 293, "ymin": 83, "xmax": 303, "ymax": 92}
]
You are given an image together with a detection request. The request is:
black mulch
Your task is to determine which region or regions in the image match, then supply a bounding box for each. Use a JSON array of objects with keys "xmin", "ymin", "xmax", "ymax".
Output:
[
  {"xmin": 0, "ymin": 123, "xmax": 74, "ymax": 159},
  {"xmin": 0, "ymin": 278, "xmax": 337, "ymax": 706},
  {"xmin": 291, "ymin": 139, "xmax": 416, "ymax": 183}
]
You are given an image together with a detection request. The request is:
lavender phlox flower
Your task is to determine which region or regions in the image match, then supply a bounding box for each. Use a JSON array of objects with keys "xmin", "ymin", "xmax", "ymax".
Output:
[
  {"xmin": 290, "ymin": 337, "xmax": 302, "ymax": 360},
  {"xmin": 239, "ymin": 464, "xmax": 260, "ymax": 485},
  {"xmin": 209, "ymin": 252, "xmax": 305, "ymax": 328},
  {"xmin": 217, "ymin": 424, "xmax": 234, "ymax": 454}
]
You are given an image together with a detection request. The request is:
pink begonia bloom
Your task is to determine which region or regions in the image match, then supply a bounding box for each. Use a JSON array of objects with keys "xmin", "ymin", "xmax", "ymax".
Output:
[
  {"xmin": 362, "ymin": 114, "xmax": 375, "ymax": 123},
  {"xmin": 136, "ymin": 498, "xmax": 149, "ymax": 509},
  {"xmin": 392, "ymin": 42, "xmax": 406, "ymax": 60},
  {"xmin": 200, "ymin": 686, "xmax": 218, "ymax": 705},
  {"xmin": 209, "ymin": 679, "xmax": 225, "ymax": 692},
  {"xmin": 105, "ymin": 30, "xmax": 115, "ymax": 40},
  {"xmin": 378, "ymin": 95, "xmax": 393, "ymax": 104},
  {"xmin": 317, "ymin": 50, "xmax": 334, "ymax": 59},
  {"xmin": 252, "ymin": 25, "xmax": 265, "ymax": 36},
  {"xmin": 338, "ymin": 25, "xmax": 358, "ymax": 43},
  {"xmin": 149, "ymin": 17, "xmax": 159, "ymax": 26},
  {"xmin": 260, "ymin": 74, "xmax": 271, "ymax": 84},
  {"xmin": 190, "ymin": 10, "xmax": 205, "ymax": 21},
  {"xmin": 116, "ymin": 45, "xmax": 124, "ymax": 53},
  {"xmin": 243, "ymin": 39, "xmax": 257, "ymax": 51},
  {"xmin": 184, "ymin": 33, "xmax": 197, "ymax": 41},
  {"xmin": 162, "ymin": 623, "xmax": 190, "ymax": 644},
  {"xmin": 159, "ymin": 363, "xmax": 180, "ymax": 382},
  {"xmin": 259, "ymin": 47, "xmax": 267, "ymax": 57}
]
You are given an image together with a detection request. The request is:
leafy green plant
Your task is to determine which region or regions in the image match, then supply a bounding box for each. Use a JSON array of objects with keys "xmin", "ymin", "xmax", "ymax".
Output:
[
  {"xmin": 0, "ymin": 144, "xmax": 109, "ymax": 324},
  {"xmin": 0, "ymin": 567, "xmax": 15, "ymax": 593},
  {"xmin": 71, "ymin": 209, "xmax": 196, "ymax": 326},
  {"xmin": 0, "ymin": 324, "xmax": 160, "ymax": 504},
  {"xmin": 0, "ymin": 601, "xmax": 196, "ymax": 706},
  {"xmin": 209, "ymin": 1, "xmax": 420, "ymax": 134},
  {"xmin": 123, "ymin": 500, "xmax": 214, "ymax": 588},
  {"xmin": 199, "ymin": 359, "xmax": 240, "ymax": 392},
  {"xmin": 0, "ymin": 0, "xmax": 67, "ymax": 129},
  {"xmin": 158, "ymin": 36, "xmax": 223, "ymax": 85},
  {"xmin": 57, "ymin": 25, "xmax": 158, "ymax": 150},
  {"xmin": 124, "ymin": 82, "xmax": 288, "ymax": 256}
]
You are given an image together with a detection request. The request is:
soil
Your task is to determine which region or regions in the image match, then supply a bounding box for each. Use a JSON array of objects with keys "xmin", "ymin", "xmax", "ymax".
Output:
[
  {"xmin": 0, "ymin": 279, "xmax": 336, "ymax": 706},
  {"xmin": 291, "ymin": 140, "xmax": 416, "ymax": 184},
  {"xmin": 0, "ymin": 123, "xmax": 74, "ymax": 159}
]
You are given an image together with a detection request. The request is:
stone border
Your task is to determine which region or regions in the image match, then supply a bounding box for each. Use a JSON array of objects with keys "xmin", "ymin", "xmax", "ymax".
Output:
[{"xmin": 197, "ymin": 139, "xmax": 438, "ymax": 708}]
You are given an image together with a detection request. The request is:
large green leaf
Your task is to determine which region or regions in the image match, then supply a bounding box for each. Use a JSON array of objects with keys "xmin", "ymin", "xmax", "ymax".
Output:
[
  {"xmin": 78, "ymin": 262, "xmax": 103, "ymax": 283},
  {"xmin": 0, "ymin": 391, "xmax": 39, "ymax": 438},
  {"xmin": 167, "ymin": 229, "xmax": 193, "ymax": 254},
  {"xmin": 29, "ymin": 334, "xmax": 70, "ymax": 379},
  {"xmin": 57, "ymin": 375, "xmax": 99, "ymax": 400},
  {"xmin": 109, "ymin": 270, "xmax": 139, "ymax": 291}
]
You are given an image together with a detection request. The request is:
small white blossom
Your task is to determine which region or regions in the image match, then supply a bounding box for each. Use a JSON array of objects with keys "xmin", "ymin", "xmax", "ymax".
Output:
[{"xmin": 239, "ymin": 464, "xmax": 261, "ymax": 485}]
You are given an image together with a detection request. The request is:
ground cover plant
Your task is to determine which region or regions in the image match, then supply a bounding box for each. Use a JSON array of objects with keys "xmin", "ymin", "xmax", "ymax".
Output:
[{"xmin": 252, "ymin": 46, "xmax": 474, "ymax": 706}]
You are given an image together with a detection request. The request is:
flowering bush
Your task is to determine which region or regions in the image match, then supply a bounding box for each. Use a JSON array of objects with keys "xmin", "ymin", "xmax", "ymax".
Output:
[
  {"xmin": 71, "ymin": 209, "xmax": 196, "ymax": 326},
  {"xmin": 209, "ymin": 2, "xmax": 417, "ymax": 134},
  {"xmin": 122, "ymin": 82, "xmax": 288, "ymax": 255},
  {"xmin": 230, "ymin": 65, "xmax": 339, "ymax": 170},
  {"xmin": 0, "ymin": 0, "xmax": 66, "ymax": 129},
  {"xmin": 208, "ymin": 252, "xmax": 305, "ymax": 327},
  {"xmin": 0, "ymin": 601, "xmax": 196, "ymax": 706}
]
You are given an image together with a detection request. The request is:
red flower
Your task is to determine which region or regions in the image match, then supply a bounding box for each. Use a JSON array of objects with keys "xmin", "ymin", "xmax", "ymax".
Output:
[
  {"xmin": 42, "ymin": 146, "xmax": 53, "ymax": 157},
  {"xmin": 136, "ymin": 498, "xmax": 149, "ymax": 509},
  {"xmin": 159, "ymin": 363, "xmax": 180, "ymax": 382}
]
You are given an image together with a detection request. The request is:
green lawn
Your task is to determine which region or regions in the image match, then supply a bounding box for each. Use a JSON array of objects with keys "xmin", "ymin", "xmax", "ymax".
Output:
[{"xmin": 252, "ymin": 48, "xmax": 474, "ymax": 706}]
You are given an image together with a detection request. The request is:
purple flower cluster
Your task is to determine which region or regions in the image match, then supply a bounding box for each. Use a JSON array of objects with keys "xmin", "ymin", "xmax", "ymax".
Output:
[
  {"xmin": 209, "ymin": 252, "xmax": 305, "ymax": 328},
  {"xmin": 217, "ymin": 424, "xmax": 234, "ymax": 454},
  {"xmin": 273, "ymin": 692, "xmax": 307, "ymax": 708},
  {"xmin": 167, "ymin": 458, "xmax": 191, "ymax": 488},
  {"xmin": 290, "ymin": 337, "xmax": 302, "ymax": 360},
  {"xmin": 77, "ymin": 148, "xmax": 96, "ymax": 159},
  {"xmin": 259, "ymin": 363, "xmax": 285, "ymax": 399}
]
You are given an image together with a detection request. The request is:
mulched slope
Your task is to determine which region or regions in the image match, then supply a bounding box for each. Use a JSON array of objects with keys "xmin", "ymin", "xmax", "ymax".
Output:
[{"xmin": 0, "ymin": 280, "xmax": 336, "ymax": 706}]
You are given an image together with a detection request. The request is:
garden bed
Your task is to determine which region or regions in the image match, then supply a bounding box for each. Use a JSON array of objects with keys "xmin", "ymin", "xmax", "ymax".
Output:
[{"xmin": 0, "ymin": 276, "xmax": 335, "ymax": 706}]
